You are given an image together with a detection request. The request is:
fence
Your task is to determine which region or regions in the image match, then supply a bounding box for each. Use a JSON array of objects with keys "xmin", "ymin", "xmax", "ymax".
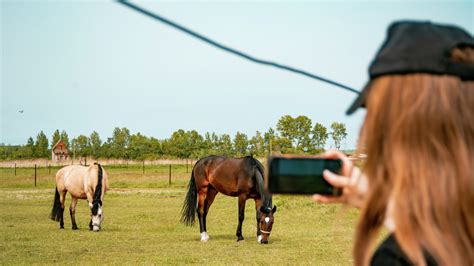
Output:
[
  {"xmin": 0, "ymin": 158, "xmax": 197, "ymax": 168},
  {"xmin": 2, "ymin": 158, "xmax": 204, "ymax": 188}
]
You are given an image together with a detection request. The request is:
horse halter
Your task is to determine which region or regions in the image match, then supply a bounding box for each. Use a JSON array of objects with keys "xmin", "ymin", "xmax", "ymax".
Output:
[{"xmin": 260, "ymin": 229, "xmax": 271, "ymax": 235}]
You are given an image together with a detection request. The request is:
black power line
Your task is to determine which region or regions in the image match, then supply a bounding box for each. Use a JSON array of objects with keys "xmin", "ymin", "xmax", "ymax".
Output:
[{"xmin": 116, "ymin": 0, "xmax": 360, "ymax": 95}]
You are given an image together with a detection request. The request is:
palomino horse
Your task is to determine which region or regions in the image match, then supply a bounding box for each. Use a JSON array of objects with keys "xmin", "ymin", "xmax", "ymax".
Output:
[
  {"xmin": 181, "ymin": 155, "xmax": 276, "ymax": 243},
  {"xmin": 50, "ymin": 163, "xmax": 108, "ymax": 232}
]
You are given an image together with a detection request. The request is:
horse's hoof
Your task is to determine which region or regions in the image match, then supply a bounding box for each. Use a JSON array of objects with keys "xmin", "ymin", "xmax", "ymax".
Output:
[
  {"xmin": 200, "ymin": 232, "xmax": 209, "ymax": 242},
  {"xmin": 72, "ymin": 227, "xmax": 78, "ymax": 230},
  {"xmin": 237, "ymin": 236, "xmax": 244, "ymax": 241}
]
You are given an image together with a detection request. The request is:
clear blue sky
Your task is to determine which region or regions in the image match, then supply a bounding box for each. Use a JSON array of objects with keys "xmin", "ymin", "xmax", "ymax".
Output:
[{"xmin": 1, "ymin": 1, "xmax": 473, "ymax": 149}]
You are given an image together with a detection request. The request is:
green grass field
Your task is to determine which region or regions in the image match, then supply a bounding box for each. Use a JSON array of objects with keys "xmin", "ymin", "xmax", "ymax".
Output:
[{"xmin": 0, "ymin": 165, "xmax": 359, "ymax": 265}]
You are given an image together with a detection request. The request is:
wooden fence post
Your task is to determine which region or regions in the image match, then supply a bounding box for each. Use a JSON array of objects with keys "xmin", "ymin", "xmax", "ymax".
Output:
[
  {"xmin": 49, "ymin": 164, "xmax": 51, "ymax": 174},
  {"xmin": 142, "ymin": 161, "xmax": 145, "ymax": 174},
  {"xmin": 169, "ymin": 164, "xmax": 171, "ymax": 185},
  {"xmin": 34, "ymin": 164, "xmax": 37, "ymax": 187},
  {"xmin": 14, "ymin": 163, "xmax": 16, "ymax": 176},
  {"xmin": 186, "ymin": 159, "xmax": 188, "ymax": 173}
]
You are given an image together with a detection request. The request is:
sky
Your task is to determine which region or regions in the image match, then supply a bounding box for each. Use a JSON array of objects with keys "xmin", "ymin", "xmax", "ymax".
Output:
[{"xmin": 1, "ymin": 1, "xmax": 473, "ymax": 149}]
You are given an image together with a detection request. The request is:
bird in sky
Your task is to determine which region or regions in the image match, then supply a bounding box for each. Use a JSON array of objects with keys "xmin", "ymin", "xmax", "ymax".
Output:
[{"xmin": 19, "ymin": 110, "xmax": 24, "ymax": 113}]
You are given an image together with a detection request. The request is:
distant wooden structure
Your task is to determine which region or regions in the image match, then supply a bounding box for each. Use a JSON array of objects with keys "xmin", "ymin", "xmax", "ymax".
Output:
[{"xmin": 51, "ymin": 140, "xmax": 69, "ymax": 162}]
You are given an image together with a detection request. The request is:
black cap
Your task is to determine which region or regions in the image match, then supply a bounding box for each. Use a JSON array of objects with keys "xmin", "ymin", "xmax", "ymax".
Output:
[{"xmin": 346, "ymin": 21, "xmax": 474, "ymax": 115}]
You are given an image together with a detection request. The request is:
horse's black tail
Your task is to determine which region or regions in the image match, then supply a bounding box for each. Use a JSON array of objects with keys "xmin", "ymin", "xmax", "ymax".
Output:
[
  {"xmin": 181, "ymin": 169, "xmax": 197, "ymax": 226},
  {"xmin": 50, "ymin": 187, "xmax": 62, "ymax": 221}
]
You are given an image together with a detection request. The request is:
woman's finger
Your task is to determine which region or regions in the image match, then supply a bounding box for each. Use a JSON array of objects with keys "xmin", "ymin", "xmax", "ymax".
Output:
[
  {"xmin": 312, "ymin": 194, "xmax": 344, "ymax": 204},
  {"xmin": 322, "ymin": 149, "xmax": 353, "ymax": 176},
  {"xmin": 323, "ymin": 169, "xmax": 350, "ymax": 187}
]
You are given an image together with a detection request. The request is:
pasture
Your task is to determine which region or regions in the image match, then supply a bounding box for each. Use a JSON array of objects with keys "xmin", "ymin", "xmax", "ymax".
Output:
[{"xmin": 0, "ymin": 164, "xmax": 359, "ymax": 264}]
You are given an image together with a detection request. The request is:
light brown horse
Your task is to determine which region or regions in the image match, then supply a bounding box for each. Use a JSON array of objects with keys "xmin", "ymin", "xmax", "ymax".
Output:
[
  {"xmin": 50, "ymin": 163, "xmax": 108, "ymax": 231},
  {"xmin": 181, "ymin": 155, "xmax": 276, "ymax": 243}
]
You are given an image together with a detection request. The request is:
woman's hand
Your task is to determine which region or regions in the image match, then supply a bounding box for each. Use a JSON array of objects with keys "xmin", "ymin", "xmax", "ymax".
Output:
[{"xmin": 312, "ymin": 150, "xmax": 368, "ymax": 209}]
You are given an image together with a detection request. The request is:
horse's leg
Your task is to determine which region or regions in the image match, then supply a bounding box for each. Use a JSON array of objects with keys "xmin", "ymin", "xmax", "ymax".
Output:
[
  {"xmin": 254, "ymin": 197, "xmax": 263, "ymax": 243},
  {"xmin": 69, "ymin": 197, "xmax": 79, "ymax": 230},
  {"xmin": 236, "ymin": 195, "xmax": 247, "ymax": 241},
  {"xmin": 203, "ymin": 186, "xmax": 218, "ymax": 235},
  {"xmin": 86, "ymin": 191, "xmax": 94, "ymax": 231},
  {"xmin": 59, "ymin": 190, "xmax": 67, "ymax": 229},
  {"xmin": 197, "ymin": 187, "xmax": 209, "ymax": 241}
]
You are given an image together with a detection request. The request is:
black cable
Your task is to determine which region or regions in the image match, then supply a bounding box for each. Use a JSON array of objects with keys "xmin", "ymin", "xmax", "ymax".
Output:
[{"xmin": 116, "ymin": 0, "xmax": 360, "ymax": 95}]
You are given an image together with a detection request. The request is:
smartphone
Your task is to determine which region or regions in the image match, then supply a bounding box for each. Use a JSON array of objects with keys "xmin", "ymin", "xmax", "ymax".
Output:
[{"xmin": 266, "ymin": 155, "xmax": 342, "ymax": 196}]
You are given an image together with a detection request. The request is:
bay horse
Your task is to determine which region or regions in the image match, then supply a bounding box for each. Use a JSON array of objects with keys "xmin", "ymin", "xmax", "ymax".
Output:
[
  {"xmin": 181, "ymin": 155, "xmax": 276, "ymax": 244},
  {"xmin": 50, "ymin": 163, "xmax": 108, "ymax": 232}
]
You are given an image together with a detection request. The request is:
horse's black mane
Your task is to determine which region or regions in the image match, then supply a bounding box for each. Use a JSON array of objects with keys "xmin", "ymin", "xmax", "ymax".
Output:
[
  {"xmin": 91, "ymin": 163, "xmax": 103, "ymax": 215},
  {"xmin": 245, "ymin": 156, "xmax": 272, "ymax": 209}
]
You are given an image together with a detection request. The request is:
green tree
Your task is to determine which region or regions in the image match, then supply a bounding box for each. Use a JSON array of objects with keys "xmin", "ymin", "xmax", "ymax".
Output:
[
  {"xmin": 163, "ymin": 129, "xmax": 204, "ymax": 159},
  {"xmin": 187, "ymin": 130, "xmax": 204, "ymax": 158},
  {"xmin": 276, "ymin": 115, "xmax": 295, "ymax": 140},
  {"xmin": 26, "ymin": 137, "xmax": 35, "ymax": 158},
  {"xmin": 51, "ymin": 130, "xmax": 61, "ymax": 149},
  {"xmin": 264, "ymin": 128, "xmax": 276, "ymax": 155},
  {"xmin": 148, "ymin": 137, "xmax": 163, "ymax": 158},
  {"xmin": 201, "ymin": 132, "xmax": 214, "ymax": 156},
  {"xmin": 273, "ymin": 137, "xmax": 293, "ymax": 154},
  {"xmin": 249, "ymin": 131, "xmax": 265, "ymax": 157},
  {"xmin": 72, "ymin": 135, "xmax": 90, "ymax": 158},
  {"xmin": 100, "ymin": 141, "xmax": 113, "ymax": 159},
  {"xmin": 294, "ymin": 115, "xmax": 313, "ymax": 152},
  {"xmin": 330, "ymin": 122, "xmax": 347, "ymax": 150},
  {"xmin": 89, "ymin": 131, "xmax": 102, "ymax": 159},
  {"xmin": 60, "ymin": 130, "xmax": 70, "ymax": 149},
  {"xmin": 217, "ymin": 134, "xmax": 232, "ymax": 155},
  {"xmin": 35, "ymin": 131, "xmax": 49, "ymax": 158},
  {"xmin": 110, "ymin": 127, "xmax": 131, "ymax": 158},
  {"xmin": 311, "ymin": 123, "xmax": 328, "ymax": 152},
  {"xmin": 276, "ymin": 115, "xmax": 312, "ymax": 152},
  {"xmin": 128, "ymin": 133, "xmax": 150, "ymax": 160},
  {"xmin": 233, "ymin": 132, "xmax": 249, "ymax": 157},
  {"xmin": 164, "ymin": 129, "xmax": 187, "ymax": 158}
]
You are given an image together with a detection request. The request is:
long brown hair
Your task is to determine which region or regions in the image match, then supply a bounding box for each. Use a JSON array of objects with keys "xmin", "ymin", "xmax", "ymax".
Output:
[{"xmin": 354, "ymin": 70, "xmax": 474, "ymax": 265}]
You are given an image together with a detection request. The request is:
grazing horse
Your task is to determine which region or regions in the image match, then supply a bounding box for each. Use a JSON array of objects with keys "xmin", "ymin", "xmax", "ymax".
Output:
[
  {"xmin": 50, "ymin": 163, "xmax": 108, "ymax": 232},
  {"xmin": 181, "ymin": 155, "xmax": 276, "ymax": 244}
]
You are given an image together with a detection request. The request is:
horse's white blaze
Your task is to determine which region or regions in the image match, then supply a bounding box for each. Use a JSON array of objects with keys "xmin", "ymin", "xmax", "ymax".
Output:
[
  {"xmin": 264, "ymin": 217, "xmax": 270, "ymax": 223},
  {"xmin": 257, "ymin": 235, "xmax": 263, "ymax": 243},
  {"xmin": 200, "ymin": 232, "xmax": 209, "ymax": 242},
  {"xmin": 91, "ymin": 206, "xmax": 104, "ymax": 231}
]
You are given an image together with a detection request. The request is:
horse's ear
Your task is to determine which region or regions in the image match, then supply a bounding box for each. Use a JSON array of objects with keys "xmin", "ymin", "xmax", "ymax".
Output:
[
  {"xmin": 272, "ymin": 205, "xmax": 277, "ymax": 213},
  {"xmin": 260, "ymin": 206, "xmax": 269, "ymax": 214}
]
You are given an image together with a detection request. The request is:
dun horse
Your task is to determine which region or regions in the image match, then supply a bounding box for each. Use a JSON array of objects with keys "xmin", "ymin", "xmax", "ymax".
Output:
[
  {"xmin": 50, "ymin": 163, "xmax": 108, "ymax": 232},
  {"xmin": 181, "ymin": 155, "xmax": 276, "ymax": 243}
]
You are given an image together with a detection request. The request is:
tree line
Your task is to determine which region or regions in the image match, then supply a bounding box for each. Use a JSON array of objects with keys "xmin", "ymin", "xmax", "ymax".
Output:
[{"xmin": 0, "ymin": 115, "xmax": 347, "ymax": 160}]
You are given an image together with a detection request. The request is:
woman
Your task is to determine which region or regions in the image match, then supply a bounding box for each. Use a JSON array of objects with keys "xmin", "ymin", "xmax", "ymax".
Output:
[{"xmin": 313, "ymin": 21, "xmax": 474, "ymax": 265}]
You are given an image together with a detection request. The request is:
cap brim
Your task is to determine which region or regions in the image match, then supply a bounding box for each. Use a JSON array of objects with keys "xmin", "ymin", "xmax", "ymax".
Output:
[{"xmin": 346, "ymin": 82, "xmax": 371, "ymax": 115}]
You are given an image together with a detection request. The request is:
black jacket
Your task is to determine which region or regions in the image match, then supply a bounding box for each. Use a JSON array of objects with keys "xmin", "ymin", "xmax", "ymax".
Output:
[{"xmin": 371, "ymin": 234, "xmax": 437, "ymax": 266}]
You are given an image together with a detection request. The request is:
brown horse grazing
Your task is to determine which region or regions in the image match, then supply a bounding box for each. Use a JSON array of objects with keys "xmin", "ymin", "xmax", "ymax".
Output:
[
  {"xmin": 181, "ymin": 155, "xmax": 276, "ymax": 244},
  {"xmin": 50, "ymin": 163, "xmax": 108, "ymax": 232}
]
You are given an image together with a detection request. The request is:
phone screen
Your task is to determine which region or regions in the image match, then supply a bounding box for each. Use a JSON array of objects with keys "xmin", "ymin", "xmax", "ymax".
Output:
[{"xmin": 267, "ymin": 157, "xmax": 342, "ymax": 195}]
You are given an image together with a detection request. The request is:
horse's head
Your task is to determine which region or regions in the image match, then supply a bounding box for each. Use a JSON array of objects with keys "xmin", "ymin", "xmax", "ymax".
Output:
[
  {"xmin": 259, "ymin": 205, "xmax": 277, "ymax": 244},
  {"xmin": 90, "ymin": 201, "xmax": 104, "ymax": 232}
]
